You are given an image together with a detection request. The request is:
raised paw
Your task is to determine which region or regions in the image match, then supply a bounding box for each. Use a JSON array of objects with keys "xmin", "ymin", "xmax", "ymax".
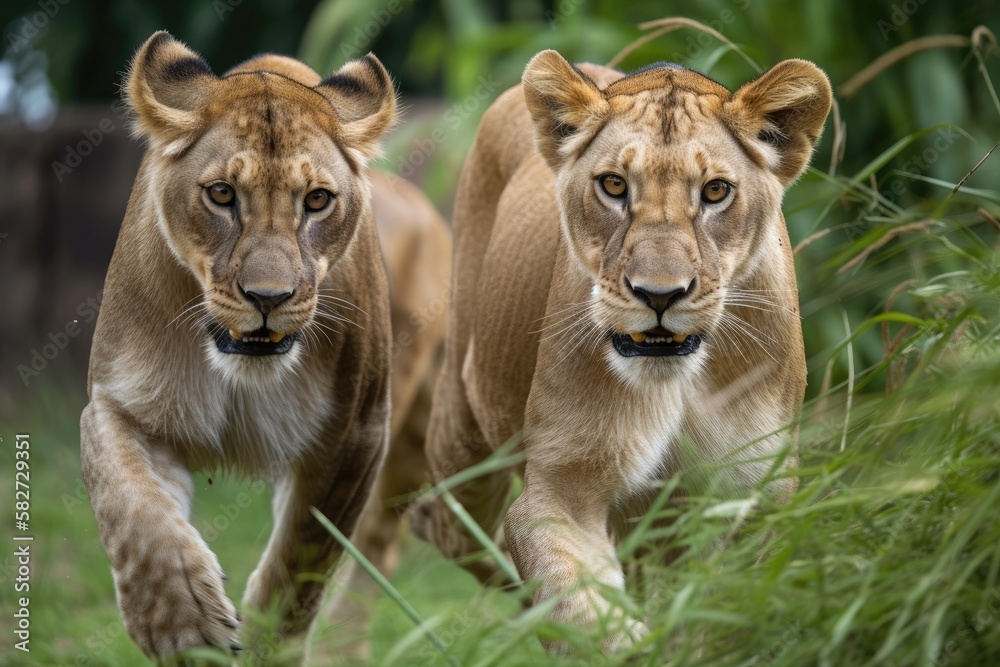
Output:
[
  {"xmin": 603, "ymin": 617, "xmax": 649, "ymax": 654},
  {"xmin": 115, "ymin": 531, "xmax": 240, "ymax": 661},
  {"xmin": 543, "ymin": 592, "xmax": 649, "ymax": 656}
]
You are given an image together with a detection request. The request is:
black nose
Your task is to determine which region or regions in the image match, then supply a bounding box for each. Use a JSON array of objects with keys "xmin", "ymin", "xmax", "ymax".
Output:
[
  {"xmin": 627, "ymin": 279, "xmax": 691, "ymax": 317},
  {"xmin": 239, "ymin": 286, "xmax": 294, "ymax": 316}
]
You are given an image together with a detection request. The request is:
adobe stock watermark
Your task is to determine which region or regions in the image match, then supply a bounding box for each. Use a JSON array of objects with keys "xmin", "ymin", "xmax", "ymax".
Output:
[
  {"xmin": 349, "ymin": 279, "xmax": 453, "ymax": 395},
  {"xmin": 927, "ymin": 586, "xmax": 1000, "ymax": 666},
  {"xmin": 51, "ymin": 101, "xmax": 127, "ymax": 182},
  {"xmin": 0, "ymin": 545, "xmax": 31, "ymax": 587},
  {"xmin": 396, "ymin": 74, "xmax": 500, "ymax": 178},
  {"xmin": 5, "ymin": 0, "xmax": 72, "ymax": 55},
  {"xmin": 198, "ymin": 479, "xmax": 268, "ymax": 543},
  {"xmin": 669, "ymin": 0, "xmax": 751, "ymax": 64},
  {"xmin": 877, "ymin": 0, "xmax": 931, "ymax": 40},
  {"xmin": 62, "ymin": 477, "xmax": 89, "ymax": 514},
  {"xmin": 69, "ymin": 620, "xmax": 125, "ymax": 667},
  {"xmin": 213, "ymin": 0, "xmax": 243, "ymax": 21},
  {"xmin": 749, "ymin": 621, "xmax": 810, "ymax": 665},
  {"xmin": 16, "ymin": 290, "xmax": 102, "ymax": 385},
  {"xmin": 846, "ymin": 127, "xmax": 960, "ymax": 241},
  {"xmin": 415, "ymin": 611, "xmax": 478, "ymax": 664},
  {"xmin": 340, "ymin": 0, "xmax": 414, "ymax": 59},
  {"xmin": 545, "ymin": 0, "xmax": 586, "ymax": 29}
]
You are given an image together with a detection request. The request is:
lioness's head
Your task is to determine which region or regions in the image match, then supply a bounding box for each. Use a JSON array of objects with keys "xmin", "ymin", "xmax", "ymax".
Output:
[
  {"xmin": 126, "ymin": 32, "xmax": 395, "ymax": 372},
  {"xmin": 523, "ymin": 51, "xmax": 830, "ymax": 380}
]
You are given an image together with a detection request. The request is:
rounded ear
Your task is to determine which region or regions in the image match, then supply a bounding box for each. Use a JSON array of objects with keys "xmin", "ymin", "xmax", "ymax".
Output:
[
  {"xmin": 316, "ymin": 54, "xmax": 397, "ymax": 161},
  {"xmin": 522, "ymin": 50, "xmax": 609, "ymax": 170},
  {"xmin": 724, "ymin": 59, "xmax": 832, "ymax": 186},
  {"xmin": 125, "ymin": 31, "xmax": 216, "ymax": 154}
]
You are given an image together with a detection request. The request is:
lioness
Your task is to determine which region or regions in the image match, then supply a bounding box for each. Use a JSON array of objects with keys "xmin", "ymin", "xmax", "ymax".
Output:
[
  {"xmin": 411, "ymin": 51, "xmax": 831, "ymax": 652},
  {"xmin": 81, "ymin": 32, "xmax": 449, "ymax": 662}
]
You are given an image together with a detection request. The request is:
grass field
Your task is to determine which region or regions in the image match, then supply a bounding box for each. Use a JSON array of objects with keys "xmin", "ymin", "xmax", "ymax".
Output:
[{"xmin": 3, "ymin": 15, "xmax": 1000, "ymax": 667}]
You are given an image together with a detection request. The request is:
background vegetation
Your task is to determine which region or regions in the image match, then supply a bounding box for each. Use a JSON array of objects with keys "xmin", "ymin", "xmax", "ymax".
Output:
[{"xmin": 1, "ymin": 0, "xmax": 999, "ymax": 665}]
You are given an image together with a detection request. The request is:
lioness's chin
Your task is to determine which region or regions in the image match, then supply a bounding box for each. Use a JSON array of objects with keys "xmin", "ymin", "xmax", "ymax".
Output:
[
  {"xmin": 207, "ymin": 323, "xmax": 297, "ymax": 356},
  {"xmin": 202, "ymin": 322, "xmax": 305, "ymax": 385},
  {"xmin": 604, "ymin": 335, "xmax": 707, "ymax": 385},
  {"xmin": 204, "ymin": 338, "xmax": 304, "ymax": 385}
]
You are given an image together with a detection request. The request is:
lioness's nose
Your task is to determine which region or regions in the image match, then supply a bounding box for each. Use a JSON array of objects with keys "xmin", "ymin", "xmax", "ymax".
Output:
[
  {"xmin": 240, "ymin": 285, "xmax": 294, "ymax": 316},
  {"xmin": 626, "ymin": 278, "xmax": 692, "ymax": 317}
]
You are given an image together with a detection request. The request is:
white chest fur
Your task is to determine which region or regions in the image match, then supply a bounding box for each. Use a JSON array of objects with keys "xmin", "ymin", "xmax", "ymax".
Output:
[{"xmin": 100, "ymin": 336, "xmax": 334, "ymax": 476}]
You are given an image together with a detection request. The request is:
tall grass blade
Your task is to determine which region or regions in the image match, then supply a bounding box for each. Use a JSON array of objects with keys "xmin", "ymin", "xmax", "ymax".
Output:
[
  {"xmin": 310, "ymin": 508, "xmax": 461, "ymax": 667},
  {"xmin": 439, "ymin": 487, "xmax": 522, "ymax": 586}
]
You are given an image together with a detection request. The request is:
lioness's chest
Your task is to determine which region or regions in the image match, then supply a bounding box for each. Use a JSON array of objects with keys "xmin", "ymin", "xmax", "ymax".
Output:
[
  {"xmin": 108, "ymin": 345, "xmax": 335, "ymax": 475},
  {"xmin": 617, "ymin": 378, "xmax": 793, "ymax": 503},
  {"xmin": 211, "ymin": 378, "xmax": 335, "ymax": 474}
]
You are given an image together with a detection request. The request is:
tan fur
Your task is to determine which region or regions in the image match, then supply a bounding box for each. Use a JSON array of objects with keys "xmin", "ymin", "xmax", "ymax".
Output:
[
  {"xmin": 81, "ymin": 32, "xmax": 449, "ymax": 664},
  {"xmin": 412, "ymin": 52, "xmax": 831, "ymax": 654},
  {"xmin": 314, "ymin": 171, "xmax": 451, "ymax": 663}
]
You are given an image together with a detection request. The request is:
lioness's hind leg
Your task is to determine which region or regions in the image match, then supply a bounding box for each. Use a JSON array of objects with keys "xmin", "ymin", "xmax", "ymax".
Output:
[
  {"xmin": 315, "ymin": 380, "xmax": 433, "ymax": 663},
  {"xmin": 242, "ymin": 426, "xmax": 385, "ymax": 666},
  {"xmin": 409, "ymin": 365, "xmax": 514, "ymax": 586}
]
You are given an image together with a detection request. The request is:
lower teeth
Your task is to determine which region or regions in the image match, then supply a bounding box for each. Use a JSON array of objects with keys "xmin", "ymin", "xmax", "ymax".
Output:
[
  {"xmin": 624, "ymin": 332, "xmax": 690, "ymax": 345},
  {"xmin": 230, "ymin": 331, "xmax": 285, "ymax": 344}
]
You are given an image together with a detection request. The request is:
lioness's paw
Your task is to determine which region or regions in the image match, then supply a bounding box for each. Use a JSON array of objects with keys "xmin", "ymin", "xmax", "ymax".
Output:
[
  {"xmin": 603, "ymin": 618, "xmax": 649, "ymax": 654},
  {"xmin": 115, "ymin": 535, "xmax": 240, "ymax": 660}
]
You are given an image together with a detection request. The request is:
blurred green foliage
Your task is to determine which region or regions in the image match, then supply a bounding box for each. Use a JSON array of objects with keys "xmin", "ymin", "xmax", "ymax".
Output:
[{"xmin": 1, "ymin": 0, "xmax": 318, "ymax": 101}]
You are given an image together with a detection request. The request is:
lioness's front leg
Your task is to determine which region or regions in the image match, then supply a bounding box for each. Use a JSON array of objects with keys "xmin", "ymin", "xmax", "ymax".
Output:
[
  {"xmin": 505, "ymin": 462, "xmax": 648, "ymax": 655},
  {"xmin": 81, "ymin": 398, "xmax": 240, "ymax": 660},
  {"xmin": 242, "ymin": 410, "xmax": 387, "ymax": 661}
]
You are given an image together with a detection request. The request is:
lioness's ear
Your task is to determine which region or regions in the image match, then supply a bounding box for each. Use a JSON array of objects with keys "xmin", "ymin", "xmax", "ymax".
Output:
[
  {"xmin": 523, "ymin": 50, "xmax": 609, "ymax": 170},
  {"xmin": 725, "ymin": 59, "xmax": 832, "ymax": 185},
  {"xmin": 316, "ymin": 54, "xmax": 396, "ymax": 160},
  {"xmin": 126, "ymin": 31, "xmax": 216, "ymax": 154}
]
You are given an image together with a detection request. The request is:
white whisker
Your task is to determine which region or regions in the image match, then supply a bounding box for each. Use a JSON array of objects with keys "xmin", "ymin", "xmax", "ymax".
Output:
[
  {"xmin": 529, "ymin": 301, "xmax": 596, "ymax": 334},
  {"xmin": 167, "ymin": 290, "xmax": 214, "ymax": 329},
  {"xmin": 717, "ymin": 312, "xmax": 778, "ymax": 364},
  {"xmin": 315, "ymin": 292, "xmax": 369, "ymax": 319}
]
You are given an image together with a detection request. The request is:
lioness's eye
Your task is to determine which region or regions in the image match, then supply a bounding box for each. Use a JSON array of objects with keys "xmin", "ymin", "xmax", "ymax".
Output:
[
  {"xmin": 701, "ymin": 179, "xmax": 731, "ymax": 204},
  {"xmin": 600, "ymin": 174, "xmax": 627, "ymax": 198},
  {"xmin": 207, "ymin": 182, "xmax": 235, "ymax": 206},
  {"xmin": 305, "ymin": 189, "xmax": 332, "ymax": 212}
]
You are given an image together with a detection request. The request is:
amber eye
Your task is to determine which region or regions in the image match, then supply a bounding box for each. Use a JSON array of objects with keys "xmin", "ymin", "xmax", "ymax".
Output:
[
  {"xmin": 702, "ymin": 179, "xmax": 732, "ymax": 204},
  {"xmin": 207, "ymin": 182, "xmax": 235, "ymax": 206},
  {"xmin": 305, "ymin": 189, "xmax": 332, "ymax": 211},
  {"xmin": 600, "ymin": 174, "xmax": 627, "ymax": 198}
]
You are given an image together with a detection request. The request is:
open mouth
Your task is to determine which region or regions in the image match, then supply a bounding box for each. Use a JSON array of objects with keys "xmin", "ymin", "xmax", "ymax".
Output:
[
  {"xmin": 610, "ymin": 327, "xmax": 701, "ymax": 357},
  {"xmin": 208, "ymin": 323, "xmax": 296, "ymax": 356}
]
